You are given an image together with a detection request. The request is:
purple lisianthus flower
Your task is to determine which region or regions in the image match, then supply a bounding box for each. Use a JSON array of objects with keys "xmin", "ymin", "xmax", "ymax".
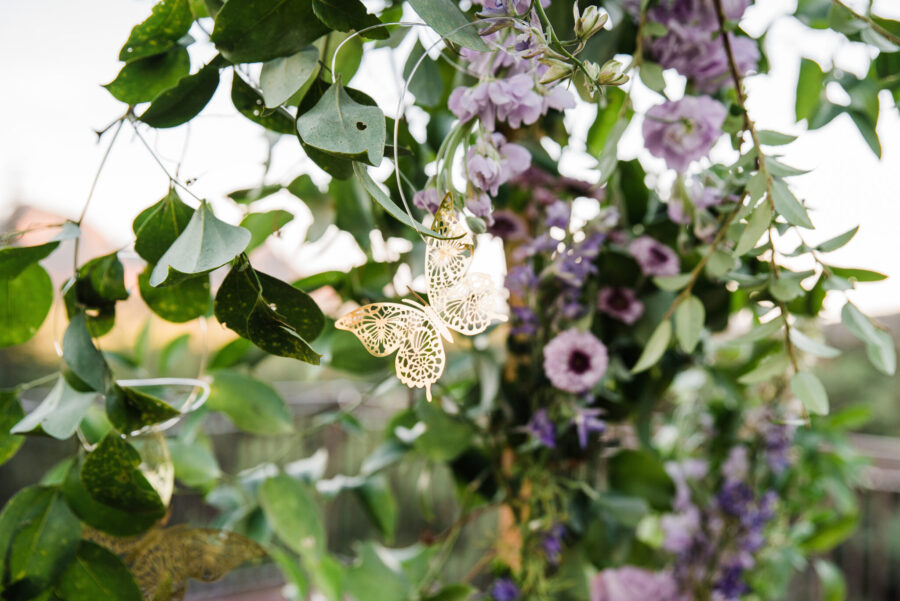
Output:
[
  {"xmin": 691, "ymin": 35, "xmax": 760, "ymax": 93},
  {"xmin": 545, "ymin": 200, "xmax": 571, "ymax": 229},
  {"xmin": 542, "ymin": 524, "xmax": 566, "ymax": 564},
  {"xmin": 573, "ymin": 408, "xmax": 606, "ymax": 449},
  {"xmin": 413, "ymin": 188, "xmax": 441, "ymax": 213},
  {"xmin": 491, "ymin": 577, "xmax": 521, "ymax": 601},
  {"xmin": 629, "ymin": 236, "xmax": 680, "ymax": 277},
  {"xmin": 597, "ymin": 287, "xmax": 644, "ymax": 325},
  {"xmin": 528, "ymin": 408, "xmax": 556, "ymax": 448},
  {"xmin": 489, "ymin": 74, "xmax": 545, "ymax": 128},
  {"xmin": 489, "ymin": 209, "xmax": 529, "ymax": 241},
  {"xmin": 543, "ymin": 329, "xmax": 609, "ymax": 393},
  {"xmin": 590, "ymin": 567, "xmax": 682, "ymax": 601},
  {"xmin": 642, "ymin": 96, "xmax": 727, "ymax": 172}
]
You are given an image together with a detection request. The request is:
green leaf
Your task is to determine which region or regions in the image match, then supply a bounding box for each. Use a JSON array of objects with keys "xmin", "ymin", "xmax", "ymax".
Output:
[
  {"xmin": 796, "ymin": 57, "xmax": 825, "ymax": 122},
  {"xmin": 232, "ymin": 74, "xmax": 297, "ymax": 134},
  {"xmin": 269, "ymin": 548, "xmax": 310, "ymax": 600},
  {"xmin": 0, "ymin": 241, "xmax": 60, "ymax": 280},
  {"xmin": 704, "ymin": 249, "xmax": 736, "ymax": 279},
  {"xmin": 0, "ymin": 487, "xmax": 81, "ymax": 599},
  {"xmin": 133, "ymin": 189, "xmax": 195, "ymax": 263},
  {"xmin": 11, "ymin": 377, "xmax": 99, "ymax": 440},
  {"xmin": 402, "ymin": 41, "xmax": 445, "ymax": 108},
  {"xmin": 210, "ymin": 0, "xmax": 330, "ymax": 64},
  {"xmin": 848, "ymin": 110, "xmax": 882, "ymax": 158},
  {"xmin": 0, "ymin": 390, "xmax": 25, "ymax": 466},
  {"xmin": 62, "ymin": 460, "xmax": 159, "ymax": 537},
  {"xmin": 770, "ymin": 179, "xmax": 813, "ymax": 228},
  {"xmin": 207, "ymin": 370, "xmax": 293, "ymax": 434},
  {"xmin": 816, "ymin": 226, "xmax": 858, "ymax": 252},
  {"xmin": 311, "ymin": 0, "xmax": 382, "ymax": 35},
  {"xmin": 259, "ymin": 474, "xmax": 325, "ymax": 557},
  {"xmin": 105, "ymin": 385, "xmax": 181, "ymax": 434},
  {"xmin": 735, "ymin": 200, "xmax": 773, "ymax": 256},
  {"xmin": 841, "ymin": 303, "xmax": 896, "ymax": 375},
  {"xmin": 296, "ymin": 81, "xmax": 386, "ymax": 166},
  {"xmin": 607, "ymin": 450, "xmax": 675, "ymax": 511},
  {"xmin": 241, "ymin": 210, "xmax": 294, "ymax": 252},
  {"xmin": 814, "ymin": 559, "xmax": 846, "ymax": 601},
  {"xmin": 791, "ymin": 371, "xmax": 829, "ymax": 415},
  {"xmin": 55, "ymin": 541, "xmax": 143, "ymax": 601},
  {"xmin": 638, "ymin": 61, "xmax": 666, "ymax": 93},
  {"xmin": 344, "ymin": 542, "xmax": 411, "ymax": 601},
  {"xmin": 414, "ymin": 400, "xmax": 474, "ymax": 461},
  {"xmin": 631, "ymin": 319, "xmax": 671, "ymax": 373},
  {"xmin": 652, "ymin": 273, "xmax": 692, "ymax": 292},
  {"xmin": 76, "ymin": 253, "xmax": 129, "ymax": 304},
  {"xmin": 354, "ymin": 163, "xmax": 457, "ymax": 240},
  {"xmin": 149, "ymin": 201, "xmax": 251, "ymax": 286},
  {"xmin": 260, "ymin": 46, "xmax": 319, "ymax": 108},
  {"xmin": 769, "ymin": 277, "xmax": 804, "ymax": 302},
  {"xmin": 138, "ymin": 266, "xmax": 210, "ymax": 323},
  {"xmin": 789, "ymin": 328, "xmax": 840, "ymax": 358},
  {"xmin": 757, "ymin": 130, "xmax": 797, "ymax": 145},
  {"xmin": 406, "ymin": 0, "xmax": 488, "ymax": 51},
  {"xmin": 355, "ymin": 476, "xmax": 397, "ymax": 541},
  {"xmin": 674, "ymin": 296, "xmax": 704, "ymax": 353},
  {"xmin": 63, "ymin": 314, "xmax": 111, "ymax": 393},
  {"xmin": 0, "ymin": 262, "xmax": 53, "ymax": 347},
  {"xmin": 738, "ymin": 353, "xmax": 789, "ymax": 384},
  {"xmin": 828, "ymin": 266, "xmax": 887, "ymax": 282},
  {"xmin": 168, "ymin": 438, "xmax": 222, "ymax": 488},
  {"xmin": 228, "ymin": 184, "xmax": 283, "ymax": 204},
  {"xmin": 104, "ymin": 48, "xmax": 190, "ymax": 104},
  {"xmin": 214, "ymin": 259, "xmax": 324, "ymax": 363},
  {"xmin": 287, "ymin": 175, "xmax": 332, "ymax": 242},
  {"xmin": 766, "ymin": 158, "xmax": 811, "ymax": 177},
  {"xmin": 81, "ymin": 434, "xmax": 167, "ymax": 516},
  {"xmin": 723, "ymin": 317, "xmax": 784, "ymax": 346},
  {"xmin": 425, "ymin": 585, "xmax": 476, "ymax": 601},
  {"xmin": 587, "ymin": 88, "xmax": 628, "ymax": 157},
  {"xmin": 139, "ymin": 61, "xmax": 220, "ymax": 128},
  {"xmin": 118, "ymin": 0, "xmax": 193, "ymax": 62}
]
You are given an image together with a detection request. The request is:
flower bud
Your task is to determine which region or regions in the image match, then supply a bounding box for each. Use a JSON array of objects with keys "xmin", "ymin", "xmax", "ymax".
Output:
[
  {"xmin": 573, "ymin": 2, "xmax": 609, "ymax": 40},
  {"xmin": 594, "ymin": 59, "xmax": 629, "ymax": 86},
  {"xmin": 539, "ymin": 58, "xmax": 575, "ymax": 85}
]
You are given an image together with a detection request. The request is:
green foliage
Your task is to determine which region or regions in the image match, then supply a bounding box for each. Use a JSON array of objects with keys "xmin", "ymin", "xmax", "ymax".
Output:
[
  {"xmin": 259, "ymin": 46, "xmax": 319, "ymax": 108},
  {"xmin": 259, "ymin": 473, "xmax": 325, "ymax": 557},
  {"xmin": 0, "ymin": 390, "xmax": 25, "ymax": 465},
  {"xmin": 55, "ymin": 541, "xmax": 143, "ymax": 601},
  {"xmin": 104, "ymin": 48, "xmax": 191, "ymax": 105},
  {"xmin": 607, "ymin": 450, "xmax": 675, "ymax": 511},
  {"xmin": 0, "ymin": 262, "xmax": 53, "ymax": 348},
  {"xmin": 406, "ymin": 0, "xmax": 488, "ymax": 51},
  {"xmin": 118, "ymin": 0, "xmax": 194, "ymax": 62},
  {"xmin": 207, "ymin": 370, "xmax": 293, "ymax": 434},
  {"xmin": 139, "ymin": 60, "xmax": 221, "ymax": 128},
  {"xmin": 232, "ymin": 74, "xmax": 297, "ymax": 134},
  {"xmin": 81, "ymin": 435, "xmax": 166, "ymax": 516},
  {"xmin": 11, "ymin": 377, "xmax": 98, "ymax": 440}
]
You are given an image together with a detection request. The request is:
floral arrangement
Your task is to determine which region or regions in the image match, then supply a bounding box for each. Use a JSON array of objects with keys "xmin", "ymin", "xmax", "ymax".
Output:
[{"xmin": 0, "ymin": 0, "xmax": 896, "ymax": 600}]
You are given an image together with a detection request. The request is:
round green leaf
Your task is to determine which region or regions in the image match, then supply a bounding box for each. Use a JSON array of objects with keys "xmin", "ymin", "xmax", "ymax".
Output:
[
  {"xmin": 138, "ymin": 266, "xmax": 210, "ymax": 323},
  {"xmin": 259, "ymin": 474, "xmax": 325, "ymax": 557},
  {"xmin": 139, "ymin": 61, "xmax": 221, "ymax": 128},
  {"xmin": 791, "ymin": 371, "xmax": 829, "ymax": 415},
  {"xmin": 133, "ymin": 190, "xmax": 195, "ymax": 263},
  {"xmin": 207, "ymin": 370, "xmax": 293, "ymax": 435},
  {"xmin": 81, "ymin": 434, "xmax": 166, "ymax": 516},
  {"xmin": 56, "ymin": 541, "xmax": 143, "ymax": 601},
  {"xmin": 118, "ymin": 0, "xmax": 193, "ymax": 62},
  {"xmin": 260, "ymin": 46, "xmax": 319, "ymax": 108},
  {"xmin": 104, "ymin": 48, "xmax": 191, "ymax": 104},
  {"xmin": 0, "ymin": 390, "xmax": 25, "ymax": 466},
  {"xmin": 62, "ymin": 460, "xmax": 158, "ymax": 537},
  {"xmin": 0, "ymin": 262, "xmax": 53, "ymax": 347},
  {"xmin": 674, "ymin": 295, "xmax": 704, "ymax": 353}
]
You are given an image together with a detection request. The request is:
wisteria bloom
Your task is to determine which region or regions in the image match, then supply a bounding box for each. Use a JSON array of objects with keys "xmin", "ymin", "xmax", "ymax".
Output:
[
  {"xmin": 490, "ymin": 577, "xmax": 521, "ymax": 601},
  {"xmin": 543, "ymin": 329, "xmax": 609, "ymax": 393},
  {"xmin": 597, "ymin": 287, "xmax": 644, "ymax": 325},
  {"xmin": 466, "ymin": 133, "xmax": 531, "ymax": 196},
  {"xmin": 510, "ymin": 305, "xmax": 538, "ymax": 336},
  {"xmin": 528, "ymin": 408, "xmax": 556, "ymax": 448},
  {"xmin": 643, "ymin": 96, "xmax": 727, "ymax": 172},
  {"xmin": 505, "ymin": 264, "xmax": 537, "ymax": 297},
  {"xmin": 590, "ymin": 567, "xmax": 682, "ymax": 601},
  {"xmin": 412, "ymin": 188, "xmax": 441, "ymax": 213},
  {"xmin": 629, "ymin": 236, "xmax": 680, "ymax": 277},
  {"xmin": 545, "ymin": 200, "xmax": 570, "ymax": 229}
]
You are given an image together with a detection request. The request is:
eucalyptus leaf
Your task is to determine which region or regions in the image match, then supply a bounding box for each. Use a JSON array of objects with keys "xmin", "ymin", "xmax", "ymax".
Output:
[
  {"xmin": 133, "ymin": 189, "xmax": 195, "ymax": 263},
  {"xmin": 841, "ymin": 303, "xmax": 896, "ymax": 375},
  {"xmin": 138, "ymin": 266, "xmax": 210, "ymax": 323},
  {"xmin": 789, "ymin": 328, "xmax": 841, "ymax": 358},
  {"xmin": 770, "ymin": 179, "xmax": 813, "ymax": 229},
  {"xmin": 207, "ymin": 370, "xmax": 293, "ymax": 434},
  {"xmin": 150, "ymin": 202, "xmax": 251, "ymax": 286},
  {"xmin": 738, "ymin": 353, "xmax": 789, "ymax": 384},
  {"xmin": 139, "ymin": 61, "xmax": 220, "ymax": 128},
  {"xmin": 63, "ymin": 313, "xmax": 111, "ymax": 393},
  {"xmin": 815, "ymin": 226, "xmax": 858, "ymax": 252},
  {"xmin": 81, "ymin": 434, "xmax": 167, "ymax": 515},
  {"xmin": 757, "ymin": 130, "xmax": 797, "ymax": 145},
  {"xmin": 407, "ymin": 0, "xmax": 488, "ymax": 51},
  {"xmin": 11, "ymin": 377, "xmax": 99, "ymax": 440},
  {"xmin": 241, "ymin": 209, "xmax": 294, "ymax": 252},
  {"xmin": 0, "ymin": 241, "xmax": 60, "ymax": 280},
  {"xmin": 105, "ymin": 385, "xmax": 181, "ymax": 434},
  {"xmin": 259, "ymin": 474, "xmax": 325, "ymax": 557},
  {"xmin": 0, "ymin": 390, "xmax": 25, "ymax": 466},
  {"xmin": 0, "ymin": 262, "xmax": 54, "ymax": 348},
  {"xmin": 791, "ymin": 371, "xmax": 829, "ymax": 415},
  {"xmin": 118, "ymin": 0, "xmax": 193, "ymax": 62},
  {"xmin": 632, "ymin": 319, "xmax": 671, "ymax": 373},
  {"xmin": 260, "ymin": 46, "xmax": 319, "ymax": 108},
  {"xmin": 674, "ymin": 296, "xmax": 704, "ymax": 353},
  {"xmin": 232, "ymin": 74, "xmax": 297, "ymax": 134},
  {"xmin": 105, "ymin": 48, "xmax": 190, "ymax": 104},
  {"xmin": 311, "ymin": 0, "xmax": 384, "ymax": 36},
  {"xmin": 296, "ymin": 81, "xmax": 386, "ymax": 166},
  {"xmin": 735, "ymin": 200, "xmax": 773, "ymax": 256}
]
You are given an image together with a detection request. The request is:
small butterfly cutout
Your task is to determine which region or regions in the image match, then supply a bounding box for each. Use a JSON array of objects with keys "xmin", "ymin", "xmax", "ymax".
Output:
[{"xmin": 336, "ymin": 196, "xmax": 507, "ymax": 400}]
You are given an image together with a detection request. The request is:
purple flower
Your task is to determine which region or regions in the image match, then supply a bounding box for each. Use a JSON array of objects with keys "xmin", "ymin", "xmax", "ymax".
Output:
[
  {"xmin": 543, "ymin": 329, "xmax": 609, "ymax": 393},
  {"xmin": 466, "ymin": 190, "xmax": 495, "ymax": 224},
  {"xmin": 506, "ymin": 264, "xmax": 537, "ymax": 297},
  {"xmin": 491, "ymin": 577, "xmax": 521, "ymax": 601},
  {"xmin": 764, "ymin": 421, "xmax": 795, "ymax": 474},
  {"xmin": 716, "ymin": 481, "xmax": 753, "ymax": 517},
  {"xmin": 542, "ymin": 524, "xmax": 566, "ymax": 564},
  {"xmin": 573, "ymin": 408, "xmax": 605, "ymax": 449},
  {"xmin": 597, "ymin": 287, "xmax": 644, "ymax": 325},
  {"xmin": 413, "ymin": 188, "xmax": 441, "ymax": 213},
  {"xmin": 489, "ymin": 209, "xmax": 530, "ymax": 241},
  {"xmin": 510, "ymin": 305, "xmax": 539, "ymax": 336},
  {"xmin": 545, "ymin": 200, "xmax": 570, "ymax": 229},
  {"xmin": 466, "ymin": 134, "xmax": 531, "ymax": 196},
  {"xmin": 642, "ymin": 96, "xmax": 727, "ymax": 172},
  {"xmin": 661, "ymin": 506, "xmax": 701, "ymax": 553},
  {"xmin": 528, "ymin": 408, "xmax": 556, "ymax": 448},
  {"xmin": 474, "ymin": 0, "xmax": 549, "ymax": 16},
  {"xmin": 590, "ymin": 567, "xmax": 682, "ymax": 601},
  {"xmin": 629, "ymin": 236, "xmax": 680, "ymax": 277},
  {"xmin": 467, "ymin": 150, "xmax": 504, "ymax": 196},
  {"xmin": 722, "ymin": 446, "xmax": 749, "ymax": 483},
  {"xmin": 555, "ymin": 250, "xmax": 598, "ymax": 288},
  {"xmin": 714, "ymin": 563, "xmax": 748, "ymax": 600}
]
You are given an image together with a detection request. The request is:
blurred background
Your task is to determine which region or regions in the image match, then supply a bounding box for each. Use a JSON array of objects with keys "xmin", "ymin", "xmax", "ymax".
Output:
[{"xmin": 1, "ymin": 0, "xmax": 898, "ymax": 599}]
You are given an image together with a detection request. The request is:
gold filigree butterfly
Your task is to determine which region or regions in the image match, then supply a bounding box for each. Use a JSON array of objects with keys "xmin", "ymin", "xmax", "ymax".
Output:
[{"xmin": 336, "ymin": 196, "xmax": 507, "ymax": 400}]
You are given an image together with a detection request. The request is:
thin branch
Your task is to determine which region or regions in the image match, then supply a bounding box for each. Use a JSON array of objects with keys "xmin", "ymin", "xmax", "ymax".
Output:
[
  {"xmin": 833, "ymin": 0, "xmax": 900, "ymax": 47},
  {"xmin": 129, "ymin": 119, "xmax": 204, "ymax": 204}
]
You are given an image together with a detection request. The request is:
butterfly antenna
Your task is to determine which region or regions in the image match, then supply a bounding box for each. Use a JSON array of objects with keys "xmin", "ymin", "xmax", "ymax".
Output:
[{"xmin": 408, "ymin": 289, "xmax": 428, "ymax": 305}]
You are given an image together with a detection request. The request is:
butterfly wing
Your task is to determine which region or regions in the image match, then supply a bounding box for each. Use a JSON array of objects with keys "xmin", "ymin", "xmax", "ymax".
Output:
[
  {"xmin": 335, "ymin": 303, "xmax": 424, "ymax": 357},
  {"xmin": 432, "ymin": 272, "xmax": 508, "ymax": 336},
  {"xmin": 394, "ymin": 311, "xmax": 445, "ymax": 402},
  {"xmin": 426, "ymin": 196, "xmax": 474, "ymax": 294}
]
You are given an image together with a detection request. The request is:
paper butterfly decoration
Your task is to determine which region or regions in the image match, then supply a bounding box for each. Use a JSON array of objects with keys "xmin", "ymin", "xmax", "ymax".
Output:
[{"xmin": 336, "ymin": 197, "xmax": 507, "ymax": 401}]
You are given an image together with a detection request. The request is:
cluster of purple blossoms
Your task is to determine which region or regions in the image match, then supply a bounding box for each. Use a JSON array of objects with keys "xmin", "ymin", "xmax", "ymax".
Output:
[
  {"xmin": 466, "ymin": 132, "xmax": 531, "ymax": 223},
  {"xmin": 660, "ymin": 446, "xmax": 780, "ymax": 601},
  {"xmin": 541, "ymin": 524, "xmax": 566, "ymax": 564},
  {"xmin": 642, "ymin": 96, "xmax": 728, "ymax": 173},
  {"xmin": 528, "ymin": 408, "xmax": 557, "ymax": 448},
  {"xmin": 413, "ymin": 188, "xmax": 442, "ymax": 213},
  {"xmin": 628, "ymin": 235, "xmax": 681, "ymax": 277},
  {"xmin": 490, "ymin": 577, "xmax": 521, "ymax": 601},
  {"xmin": 590, "ymin": 566, "xmax": 682, "ymax": 601},
  {"xmin": 542, "ymin": 328, "xmax": 609, "ymax": 394}
]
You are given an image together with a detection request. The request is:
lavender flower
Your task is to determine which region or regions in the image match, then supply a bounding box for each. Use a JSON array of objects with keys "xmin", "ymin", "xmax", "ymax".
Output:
[
  {"xmin": 764, "ymin": 421, "xmax": 795, "ymax": 474},
  {"xmin": 510, "ymin": 305, "xmax": 539, "ymax": 336},
  {"xmin": 714, "ymin": 563, "xmax": 748, "ymax": 600},
  {"xmin": 597, "ymin": 287, "xmax": 644, "ymax": 325},
  {"xmin": 629, "ymin": 236, "xmax": 680, "ymax": 277},
  {"xmin": 528, "ymin": 408, "xmax": 556, "ymax": 448},
  {"xmin": 642, "ymin": 96, "xmax": 727, "ymax": 172},
  {"xmin": 716, "ymin": 481, "xmax": 753, "ymax": 517},
  {"xmin": 590, "ymin": 567, "xmax": 682, "ymax": 601},
  {"xmin": 491, "ymin": 577, "xmax": 521, "ymax": 601},
  {"xmin": 413, "ymin": 188, "xmax": 441, "ymax": 213},
  {"xmin": 542, "ymin": 524, "xmax": 566, "ymax": 564},
  {"xmin": 543, "ymin": 329, "xmax": 609, "ymax": 393},
  {"xmin": 505, "ymin": 264, "xmax": 537, "ymax": 297},
  {"xmin": 721, "ymin": 446, "xmax": 749, "ymax": 483},
  {"xmin": 573, "ymin": 407, "xmax": 605, "ymax": 449},
  {"xmin": 489, "ymin": 209, "xmax": 530, "ymax": 241},
  {"xmin": 545, "ymin": 200, "xmax": 571, "ymax": 229}
]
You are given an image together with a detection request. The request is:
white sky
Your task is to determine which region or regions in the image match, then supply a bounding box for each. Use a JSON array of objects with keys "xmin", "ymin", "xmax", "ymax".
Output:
[{"xmin": 0, "ymin": 0, "xmax": 898, "ymax": 318}]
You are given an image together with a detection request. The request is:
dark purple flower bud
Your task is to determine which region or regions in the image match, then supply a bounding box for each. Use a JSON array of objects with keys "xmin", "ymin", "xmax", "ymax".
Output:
[
  {"xmin": 714, "ymin": 563, "xmax": 748, "ymax": 600},
  {"xmin": 716, "ymin": 481, "xmax": 753, "ymax": 517},
  {"xmin": 489, "ymin": 209, "xmax": 530, "ymax": 241},
  {"xmin": 628, "ymin": 236, "xmax": 680, "ymax": 277},
  {"xmin": 510, "ymin": 305, "xmax": 539, "ymax": 336},
  {"xmin": 505, "ymin": 264, "xmax": 537, "ymax": 297}
]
